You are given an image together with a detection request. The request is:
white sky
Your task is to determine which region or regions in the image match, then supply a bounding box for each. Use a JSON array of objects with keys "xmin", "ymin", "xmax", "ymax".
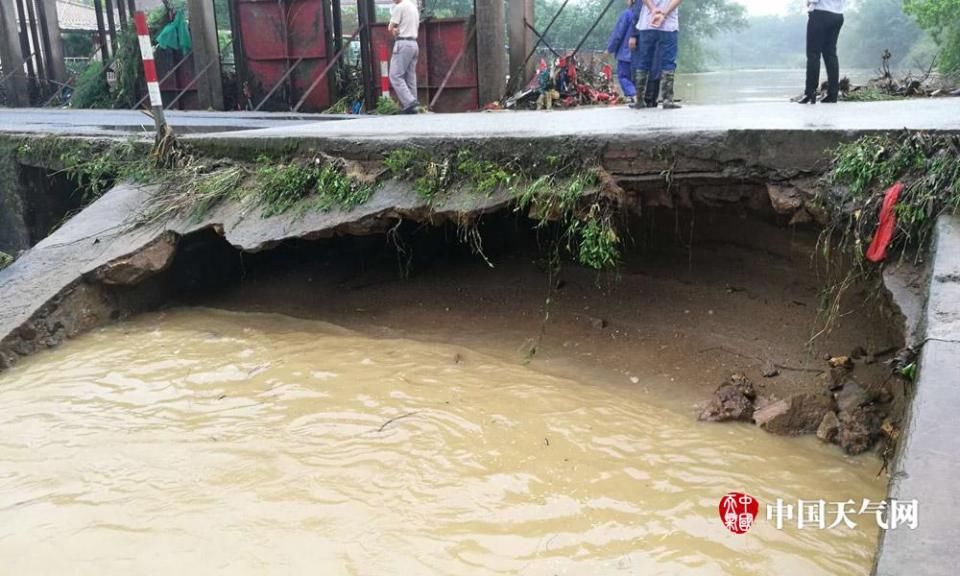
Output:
[{"xmin": 734, "ymin": 0, "xmax": 797, "ymax": 16}]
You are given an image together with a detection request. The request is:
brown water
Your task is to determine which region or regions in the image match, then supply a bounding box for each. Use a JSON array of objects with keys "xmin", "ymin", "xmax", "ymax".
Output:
[{"xmin": 0, "ymin": 308, "xmax": 885, "ymax": 575}]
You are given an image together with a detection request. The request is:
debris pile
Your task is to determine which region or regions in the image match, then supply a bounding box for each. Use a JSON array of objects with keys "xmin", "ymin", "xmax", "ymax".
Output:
[
  {"xmin": 700, "ymin": 347, "xmax": 912, "ymax": 461},
  {"xmin": 502, "ymin": 54, "xmax": 621, "ymax": 111},
  {"xmin": 841, "ymin": 50, "xmax": 960, "ymax": 101}
]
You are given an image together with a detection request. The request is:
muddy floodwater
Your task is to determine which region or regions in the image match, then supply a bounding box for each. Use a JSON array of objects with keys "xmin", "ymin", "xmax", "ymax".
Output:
[{"xmin": 0, "ymin": 308, "xmax": 885, "ymax": 575}]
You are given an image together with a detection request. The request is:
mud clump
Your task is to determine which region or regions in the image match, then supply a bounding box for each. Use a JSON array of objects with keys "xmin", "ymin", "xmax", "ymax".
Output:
[
  {"xmin": 699, "ymin": 373, "xmax": 756, "ymax": 422},
  {"xmin": 837, "ymin": 405, "xmax": 884, "ymax": 455},
  {"xmin": 754, "ymin": 392, "xmax": 835, "ymax": 436}
]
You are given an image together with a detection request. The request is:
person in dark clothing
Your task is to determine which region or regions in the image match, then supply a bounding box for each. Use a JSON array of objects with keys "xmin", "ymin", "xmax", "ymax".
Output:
[
  {"xmin": 801, "ymin": 0, "xmax": 845, "ymax": 104},
  {"xmin": 607, "ymin": 0, "xmax": 639, "ymax": 103},
  {"xmin": 635, "ymin": 46, "xmax": 662, "ymax": 107},
  {"xmin": 629, "ymin": 0, "xmax": 683, "ymax": 110}
]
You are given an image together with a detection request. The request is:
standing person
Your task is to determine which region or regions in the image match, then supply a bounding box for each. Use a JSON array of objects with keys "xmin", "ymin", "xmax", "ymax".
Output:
[
  {"xmin": 607, "ymin": 0, "xmax": 639, "ymax": 103},
  {"xmin": 629, "ymin": 0, "xmax": 684, "ymax": 110},
  {"xmin": 388, "ymin": 0, "xmax": 420, "ymax": 114},
  {"xmin": 801, "ymin": 0, "xmax": 845, "ymax": 104}
]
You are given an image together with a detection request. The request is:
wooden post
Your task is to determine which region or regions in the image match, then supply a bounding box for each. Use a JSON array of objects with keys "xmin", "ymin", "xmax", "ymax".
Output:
[
  {"xmin": 508, "ymin": 0, "xmax": 535, "ymax": 91},
  {"xmin": 474, "ymin": 0, "xmax": 505, "ymax": 105},
  {"xmin": 356, "ymin": 0, "xmax": 376, "ymax": 111},
  {"xmin": 92, "ymin": 0, "xmax": 110, "ymax": 59},
  {"xmin": 0, "ymin": 0, "xmax": 30, "ymax": 106},
  {"xmin": 187, "ymin": 0, "xmax": 224, "ymax": 110}
]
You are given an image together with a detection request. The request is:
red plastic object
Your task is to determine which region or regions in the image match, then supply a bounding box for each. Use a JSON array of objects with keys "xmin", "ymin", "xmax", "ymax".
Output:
[
  {"xmin": 865, "ymin": 181, "xmax": 904, "ymax": 263},
  {"xmin": 371, "ymin": 18, "xmax": 479, "ymax": 112}
]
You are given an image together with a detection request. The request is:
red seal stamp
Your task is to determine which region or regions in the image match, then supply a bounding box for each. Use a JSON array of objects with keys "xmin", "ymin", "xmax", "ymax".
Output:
[{"xmin": 719, "ymin": 492, "xmax": 759, "ymax": 534}]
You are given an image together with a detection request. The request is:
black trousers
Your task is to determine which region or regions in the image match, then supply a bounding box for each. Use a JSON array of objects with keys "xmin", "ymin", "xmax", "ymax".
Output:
[{"xmin": 805, "ymin": 10, "xmax": 844, "ymax": 98}]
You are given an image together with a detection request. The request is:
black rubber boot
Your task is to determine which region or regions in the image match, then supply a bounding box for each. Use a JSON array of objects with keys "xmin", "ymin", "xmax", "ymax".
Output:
[
  {"xmin": 629, "ymin": 70, "xmax": 649, "ymax": 110},
  {"xmin": 661, "ymin": 71, "xmax": 681, "ymax": 109},
  {"xmin": 645, "ymin": 78, "xmax": 661, "ymax": 108}
]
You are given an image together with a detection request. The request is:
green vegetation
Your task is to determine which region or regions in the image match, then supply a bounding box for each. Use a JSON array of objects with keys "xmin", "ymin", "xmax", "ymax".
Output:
[
  {"xmin": 843, "ymin": 87, "xmax": 904, "ymax": 102},
  {"xmin": 567, "ymin": 203, "xmax": 621, "ymax": 270},
  {"xmin": 5, "ymin": 133, "xmax": 621, "ymax": 272},
  {"xmin": 255, "ymin": 161, "xmax": 322, "ymax": 217},
  {"xmin": 0, "ymin": 251, "xmax": 12, "ymax": 271},
  {"xmin": 254, "ymin": 158, "xmax": 374, "ymax": 217},
  {"xmin": 70, "ymin": 61, "xmax": 113, "ymax": 109},
  {"xmin": 385, "ymin": 147, "xmax": 621, "ymax": 270},
  {"xmin": 708, "ymin": 0, "xmax": 936, "ymax": 72},
  {"xmin": 904, "ymin": 0, "xmax": 960, "ymax": 73},
  {"xmin": 70, "ymin": 5, "xmax": 171, "ymax": 110},
  {"xmin": 16, "ymin": 138, "xmax": 149, "ymax": 203},
  {"xmin": 826, "ymin": 131, "xmax": 960, "ymax": 257},
  {"xmin": 375, "ymin": 96, "xmax": 402, "ymax": 115},
  {"xmin": 812, "ymin": 132, "xmax": 960, "ymax": 340}
]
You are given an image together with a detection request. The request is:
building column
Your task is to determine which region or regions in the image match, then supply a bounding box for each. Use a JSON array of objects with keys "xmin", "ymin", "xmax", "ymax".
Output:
[
  {"xmin": 474, "ymin": 0, "xmax": 505, "ymax": 105},
  {"xmin": 40, "ymin": 0, "xmax": 67, "ymax": 85},
  {"xmin": 508, "ymin": 0, "xmax": 535, "ymax": 92},
  {"xmin": 0, "ymin": 0, "xmax": 30, "ymax": 106},
  {"xmin": 187, "ymin": 0, "xmax": 224, "ymax": 110}
]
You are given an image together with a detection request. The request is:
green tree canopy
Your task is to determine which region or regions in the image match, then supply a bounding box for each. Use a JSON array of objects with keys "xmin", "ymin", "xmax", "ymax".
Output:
[{"xmin": 903, "ymin": 0, "xmax": 960, "ymax": 72}]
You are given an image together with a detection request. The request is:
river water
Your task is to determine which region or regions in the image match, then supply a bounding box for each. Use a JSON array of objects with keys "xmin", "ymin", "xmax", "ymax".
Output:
[
  {"xmin": 676, "ymin": 68, "xmax": 877, "ymax": 104},
  {"xmin": 0, "ymin": 308, "xmax": 885, "ymax": 575}
]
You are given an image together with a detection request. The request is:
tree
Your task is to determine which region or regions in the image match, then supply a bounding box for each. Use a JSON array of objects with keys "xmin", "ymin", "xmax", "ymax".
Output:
[
  {"xmin": 840, "ymin": 0, "xmax": 922, "ymax": 68},
  {"xmin": 903, "ymin": 0, "xmax": 960, "ymax": 72},
  {"xmin": 706, "ymin": 0, "xmax": 928, "ymax": 71}
]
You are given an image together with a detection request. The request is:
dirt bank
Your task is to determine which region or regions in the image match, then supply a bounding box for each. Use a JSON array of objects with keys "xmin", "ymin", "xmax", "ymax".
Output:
[{"xmin": 171, "ymin": 208, "xmax": 904, "ymax": 457}]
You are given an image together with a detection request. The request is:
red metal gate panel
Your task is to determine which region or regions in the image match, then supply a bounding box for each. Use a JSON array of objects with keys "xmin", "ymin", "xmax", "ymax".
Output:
[
  {"xmin": 233, "ymin": 0, "xmax": 331, "ymax": 111},
  {"xmin": 155, "ymin": 51, "xmax": 198, "ymax": 110},
  {"xmin": 371, "ymin": 18, "xmax": 478, "ymax": 113}
]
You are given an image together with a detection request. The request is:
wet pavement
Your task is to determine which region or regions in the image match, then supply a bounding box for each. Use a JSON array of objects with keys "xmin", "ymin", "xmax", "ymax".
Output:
[
  {"xmin": 0, "ymin": 109, "xmax": 355, "ymax": 137},
  {"xmin": 0, "ymin": 99, "xmax": 957, "ymax": 141},
  {"xmin": 216, "ymin": 99, "xmax": 959, "ymax": 141}
]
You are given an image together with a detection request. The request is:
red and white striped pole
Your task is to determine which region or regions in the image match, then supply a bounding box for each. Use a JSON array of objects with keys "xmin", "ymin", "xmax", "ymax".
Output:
[
  {"xmin": 378, "ymin": 45, "xmax": 390, "ymax": 97},
  {"xmin": 133, "ymin": 10, "xmax": 167, "ymax": 133}
]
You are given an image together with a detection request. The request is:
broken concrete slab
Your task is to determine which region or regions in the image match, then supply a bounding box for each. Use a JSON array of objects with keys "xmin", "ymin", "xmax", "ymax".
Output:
[{"xmin": 0, "ymin": 178, "xmax": 511, "ymax": 372}]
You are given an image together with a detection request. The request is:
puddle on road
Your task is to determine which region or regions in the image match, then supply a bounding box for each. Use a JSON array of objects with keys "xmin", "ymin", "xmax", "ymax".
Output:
[{"xmin": 0, "ymin": 309, "xmax": 884, "ymax": 575}]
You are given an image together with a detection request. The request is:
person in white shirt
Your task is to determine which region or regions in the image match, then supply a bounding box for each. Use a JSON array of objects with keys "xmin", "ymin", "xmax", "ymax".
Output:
[
  {"xmin": 388, "ymin": 0, "xmax": 420, "ymax": 114},
  {"xmin": 801, "ymin": 0, "xmax": 845, "ymax": 104}
]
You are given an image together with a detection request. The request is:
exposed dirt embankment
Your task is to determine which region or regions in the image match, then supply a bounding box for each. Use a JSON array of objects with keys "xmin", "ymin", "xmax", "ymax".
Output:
[{"xmin": 0, "ymin": 130, "xmax": 920, "ymax": 460}]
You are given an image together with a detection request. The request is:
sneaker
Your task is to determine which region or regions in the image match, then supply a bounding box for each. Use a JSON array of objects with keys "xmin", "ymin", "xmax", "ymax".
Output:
[{"xmin": 401, "ymin": 104, "xmax": 419, "ymax": 115}]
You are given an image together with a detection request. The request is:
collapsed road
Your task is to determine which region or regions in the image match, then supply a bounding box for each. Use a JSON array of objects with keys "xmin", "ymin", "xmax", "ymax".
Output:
[{"xmin": 1, "ymin": 99, "xmax": 959, "ymax": 575}]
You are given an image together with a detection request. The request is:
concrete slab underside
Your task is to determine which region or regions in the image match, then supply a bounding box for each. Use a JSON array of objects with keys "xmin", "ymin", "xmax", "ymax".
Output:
[{"xmin": 874, "ymin": 216, "xmax": 960, "ymax": 576}]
